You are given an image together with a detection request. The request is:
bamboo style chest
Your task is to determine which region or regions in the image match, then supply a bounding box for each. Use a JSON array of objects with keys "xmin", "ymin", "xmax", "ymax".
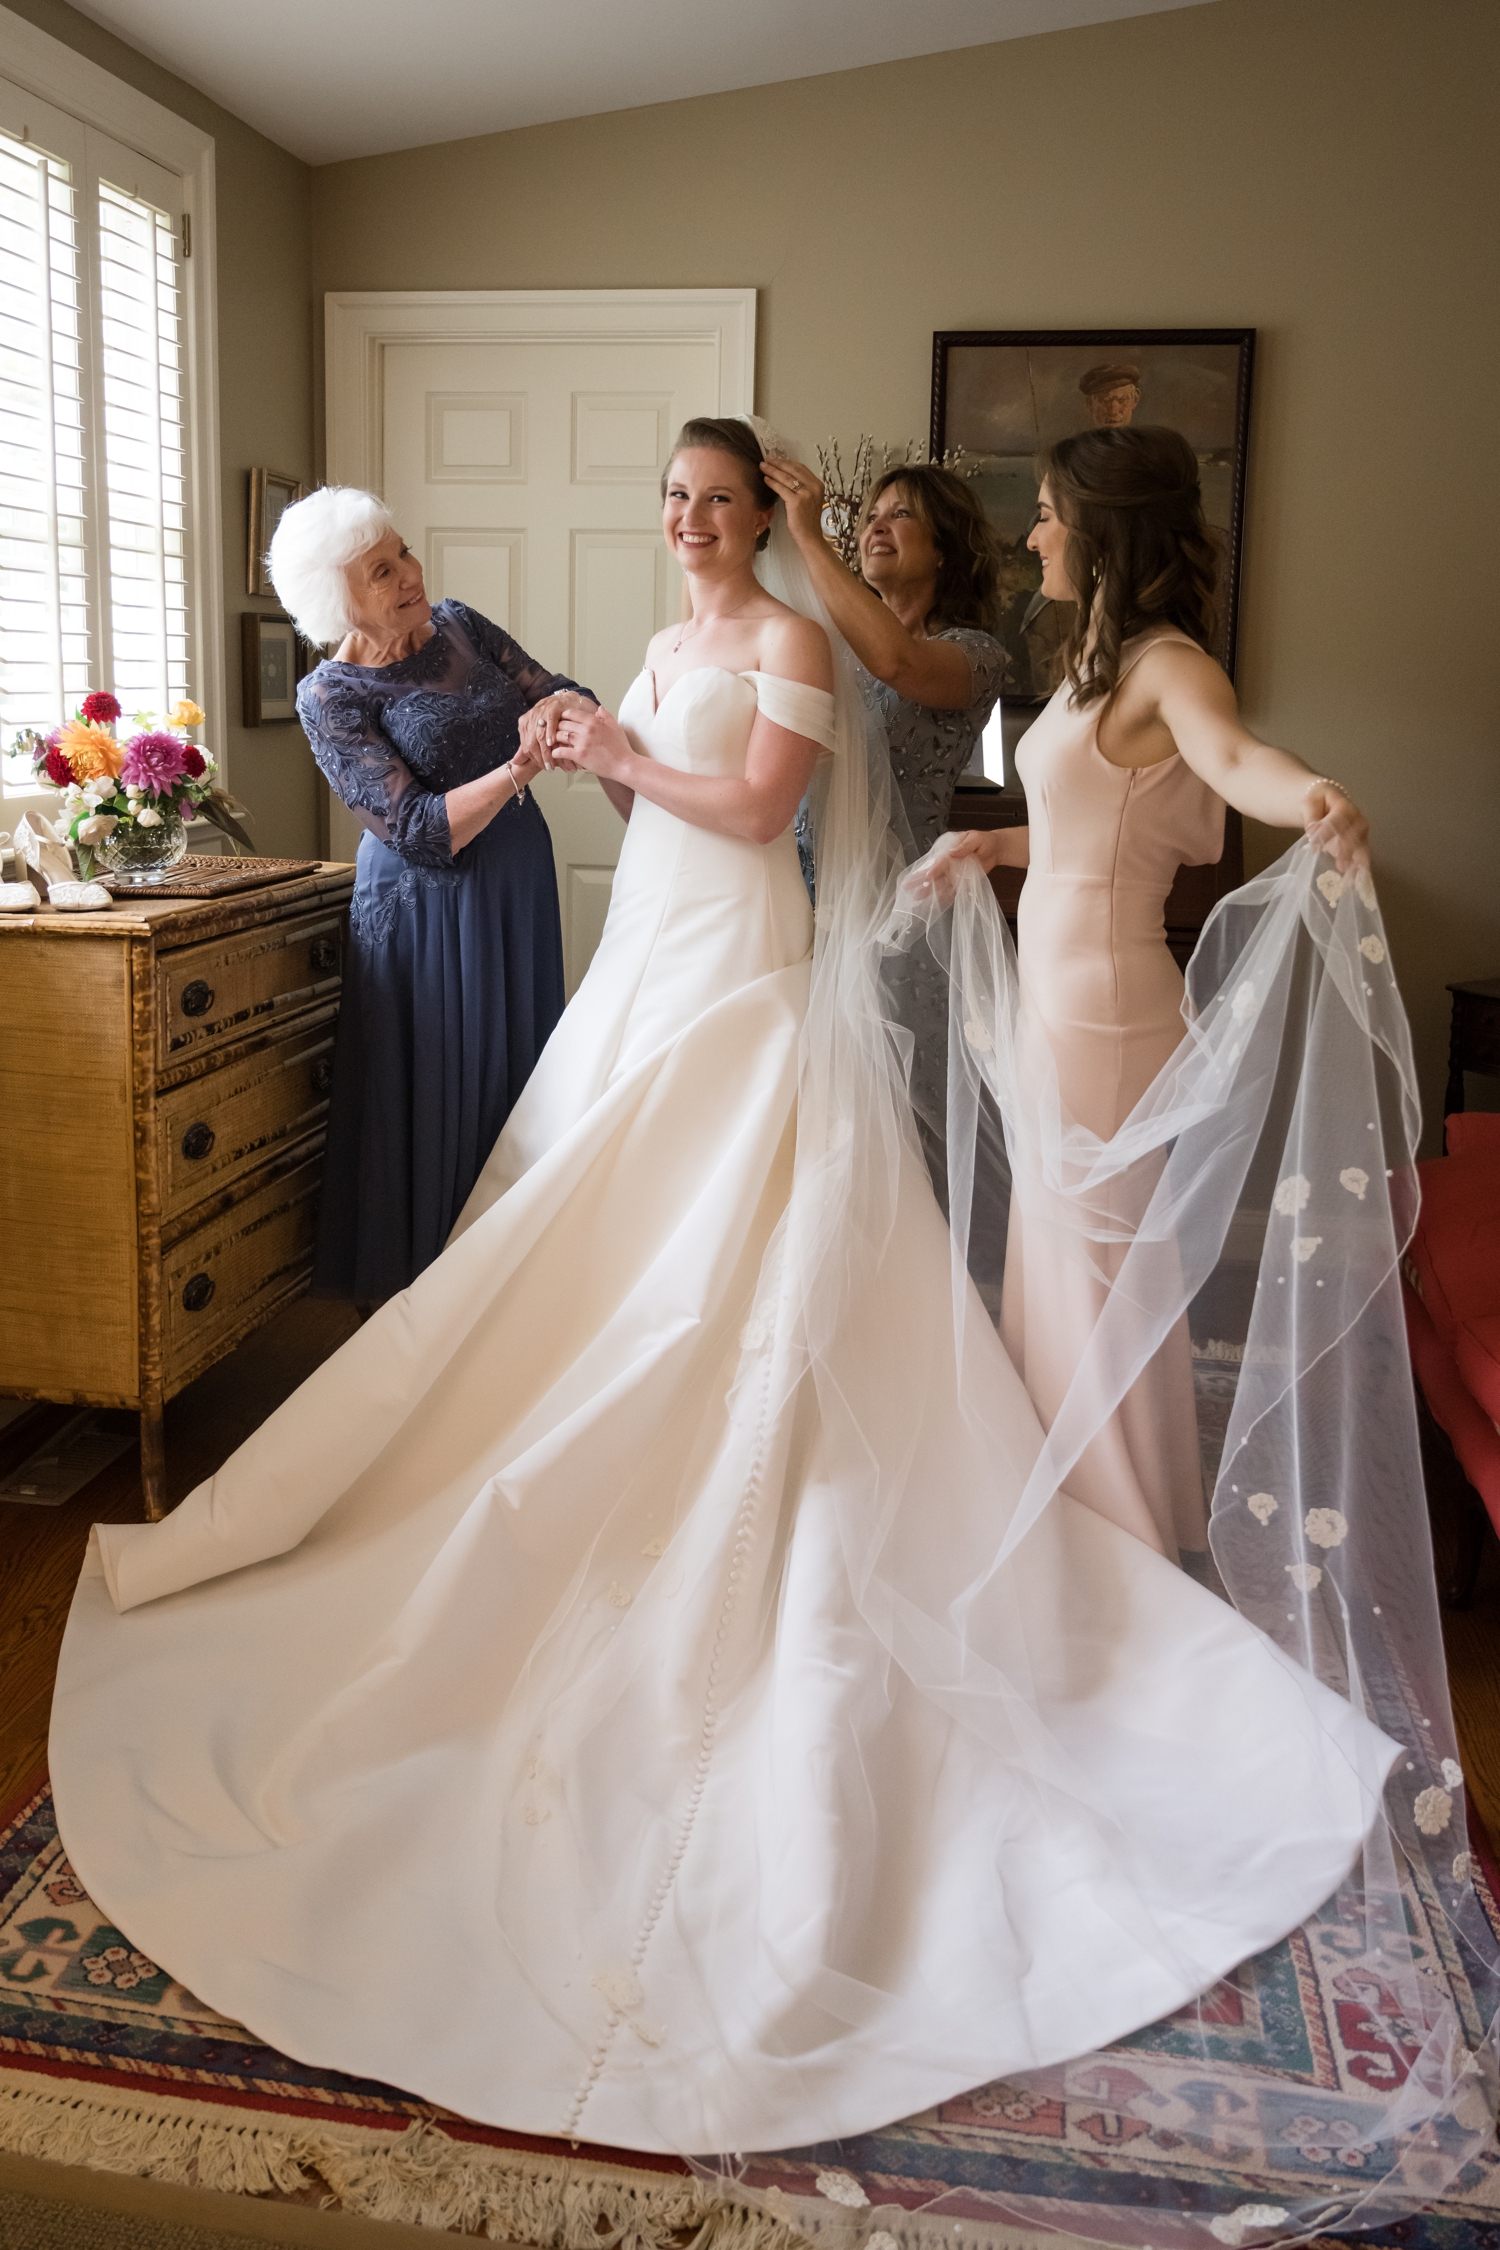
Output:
[{"xmin": 0, "ymin": 866, "xmax": 355, "ymax": 1518}]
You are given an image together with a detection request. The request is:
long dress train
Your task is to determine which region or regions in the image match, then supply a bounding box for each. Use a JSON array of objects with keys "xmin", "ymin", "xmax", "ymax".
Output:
[{"xmin": 50, "ymin": 662, "xmax": 1393, "ymax": 2158}]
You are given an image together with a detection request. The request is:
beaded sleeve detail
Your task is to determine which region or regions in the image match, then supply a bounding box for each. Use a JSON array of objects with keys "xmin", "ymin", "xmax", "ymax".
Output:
[{"xmin": 297, "ymin": 600, "xmax": 591, "ymax": 875}]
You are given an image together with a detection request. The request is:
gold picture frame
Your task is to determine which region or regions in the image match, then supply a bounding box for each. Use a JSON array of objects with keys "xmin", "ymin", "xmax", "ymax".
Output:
[{"xmin": 247, "ymin": 467, "xmax": 306, "ymax": 597}]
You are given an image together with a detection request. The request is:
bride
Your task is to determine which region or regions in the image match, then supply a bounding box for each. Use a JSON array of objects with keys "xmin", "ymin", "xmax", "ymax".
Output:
[{"xmin": 50, "ymin": 418, "xmax": 1489, "ymax": 2225}]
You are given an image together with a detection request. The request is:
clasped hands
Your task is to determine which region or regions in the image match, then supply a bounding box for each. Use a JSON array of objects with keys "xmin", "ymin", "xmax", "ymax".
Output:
[{"xmin": 518, "ymin": 691, "xmax": 632, "ymax": 783}]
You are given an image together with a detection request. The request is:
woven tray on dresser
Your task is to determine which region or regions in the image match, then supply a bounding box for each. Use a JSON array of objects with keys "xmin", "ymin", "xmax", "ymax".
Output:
[{"xmin": 99, "ymin": 854, "xmax": 321, "ymax": 899}]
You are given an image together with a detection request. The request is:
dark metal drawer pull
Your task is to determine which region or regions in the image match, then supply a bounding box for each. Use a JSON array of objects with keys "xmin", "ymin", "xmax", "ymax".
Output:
[
  {"xmin": 311, "ymin": 1056, "xmax": 335, "ymax": 1097},
  {"xmin": 309, "ymin": 936, "xmax": 338, "ymax": 976},
  {"xmin": 181, "ymin": 1273, "xmax": 215, "ymax": 1313},
  {"xmin": 180, "ymin": 1122, "xmax": 215, "ymax": 1162},
  {"xmin": 180, "ymin": 979, "xmax": 214, "ymax": 1017}
]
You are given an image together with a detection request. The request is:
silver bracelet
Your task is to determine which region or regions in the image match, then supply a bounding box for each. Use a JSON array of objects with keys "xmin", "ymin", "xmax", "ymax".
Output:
[{"xmin": 507, "ymin": 759, "xmax": 527, "ymax": 806}]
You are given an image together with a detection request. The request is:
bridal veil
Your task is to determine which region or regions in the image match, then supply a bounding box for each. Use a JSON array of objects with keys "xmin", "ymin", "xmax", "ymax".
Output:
[{"xmin": 705, "ymin": 417, "xmax": 1500, "ymax": 2242}]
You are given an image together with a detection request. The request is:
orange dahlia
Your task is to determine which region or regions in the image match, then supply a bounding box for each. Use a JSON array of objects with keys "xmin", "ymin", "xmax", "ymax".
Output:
[{"xmin": 56, "ymin": 718, "xmax": 124, "ymax": 782}]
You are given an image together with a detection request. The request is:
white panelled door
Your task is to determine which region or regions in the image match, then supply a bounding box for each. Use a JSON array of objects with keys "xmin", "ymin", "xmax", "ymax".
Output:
[{"xmin": 325, "ymin": 290, "xmax": 756, "ymax": 994}]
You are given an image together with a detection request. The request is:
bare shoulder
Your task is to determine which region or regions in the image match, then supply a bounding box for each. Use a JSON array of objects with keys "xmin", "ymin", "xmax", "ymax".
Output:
[
  {"xmin": 756, "ymin": 606, "xmax": 833, "ymax": 691},
  {"xmin": 1128, "ymin": 636, "xmax": 1235, "ymax": 712}
]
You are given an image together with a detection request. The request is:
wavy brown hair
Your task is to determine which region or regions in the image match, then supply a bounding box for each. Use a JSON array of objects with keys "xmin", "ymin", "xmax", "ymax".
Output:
[
  {"xmin": 857, "ymin": 463, "xmax": 1002, "ymax": 633},
  {"xmin": 661, "ymin": 418, "xmax": 776, "ymax": 550},
  {"xmin": 1042, "ymin": 426, "xmax": 1219, "ymax": 705}
]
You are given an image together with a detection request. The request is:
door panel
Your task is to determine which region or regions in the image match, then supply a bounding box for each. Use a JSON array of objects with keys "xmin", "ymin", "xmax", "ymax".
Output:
[
  {"xmin": 570, "ymin": 531, "xmax": 669, "ymax": 708},
  {"xmin": 367, "ymin": 324, "xmax": 728, "ymax": 993},
  {"xmin": 424, "ymin": 527, "xmax": 526, "ymax": 636}
]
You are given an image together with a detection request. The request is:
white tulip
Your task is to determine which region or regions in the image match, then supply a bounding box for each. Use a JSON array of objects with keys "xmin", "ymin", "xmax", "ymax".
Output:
[
  {"xmin": 76, "ymin": 813, "xmax": 118, "ymax": 843},
  {"xmin": 136, "ymin": 805, "xmax": 163, "ymax": 828}
]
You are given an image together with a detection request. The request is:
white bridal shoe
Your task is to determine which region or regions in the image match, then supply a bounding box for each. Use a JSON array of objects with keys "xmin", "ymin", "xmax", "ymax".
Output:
[{"xmin": 12, "ymin": 813, "xmax": 113, "ymax": 911}]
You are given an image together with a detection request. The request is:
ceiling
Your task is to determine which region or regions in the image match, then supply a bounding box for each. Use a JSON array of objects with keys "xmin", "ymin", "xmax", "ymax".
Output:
[{"xmin": 66, "ymin": 0, "xmax": 1213, "ymax": 165}]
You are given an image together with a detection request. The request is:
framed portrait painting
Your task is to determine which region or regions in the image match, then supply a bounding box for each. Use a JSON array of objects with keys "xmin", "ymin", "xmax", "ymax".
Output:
[
  {"xmin": 241, "ymin": 612, "xmax": 301, "ymax": 725},
  {"xmin": 931, "ymin": 329, "xmax": 1255, "ymax": 703},
  {"xmin": 247, "ymin": 468, "xmax": 306, "ymax": 597}
]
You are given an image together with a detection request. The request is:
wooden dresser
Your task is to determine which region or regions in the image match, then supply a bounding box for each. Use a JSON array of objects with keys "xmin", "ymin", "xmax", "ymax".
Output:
[{"xmin": 0, "ymin": 865, "xmax": 355, "ymax": 1519}]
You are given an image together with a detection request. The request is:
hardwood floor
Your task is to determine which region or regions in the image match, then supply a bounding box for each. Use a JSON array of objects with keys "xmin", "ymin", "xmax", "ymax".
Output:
[
  {"xmin": 3, "ymin": 1301, "xmax": 1498, "ymax": 1845},
  {"xmin": 0, "ymin": 1296, "xmax": 359, "ymax": 1812}
]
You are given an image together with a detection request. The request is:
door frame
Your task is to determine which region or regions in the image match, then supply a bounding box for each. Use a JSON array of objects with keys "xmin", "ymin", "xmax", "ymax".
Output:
[{"xmin": 321, "ymin": 286, "xmax": 757, "ymax": 864}]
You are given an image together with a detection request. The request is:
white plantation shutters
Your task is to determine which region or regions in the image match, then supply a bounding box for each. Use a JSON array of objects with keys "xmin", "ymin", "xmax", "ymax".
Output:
[
  {"xmin": 96, "ymin": 160, "xmax": 188, "ymax": 723},
  {"xmin": 0, "ymin": 80, "xmax": 190, "ymax": 791},
  {"xmin": 0, "ymin": 88, "xmax": 87, "ymax": 782}
]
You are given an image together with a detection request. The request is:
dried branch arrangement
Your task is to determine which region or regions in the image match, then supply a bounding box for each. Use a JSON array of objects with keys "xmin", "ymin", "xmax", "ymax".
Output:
[{"xmin": 813, "ymin": 438, "xmax": 984, "ymax": 577}]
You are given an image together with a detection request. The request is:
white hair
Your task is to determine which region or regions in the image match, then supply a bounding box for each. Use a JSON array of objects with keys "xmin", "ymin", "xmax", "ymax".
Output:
[{"xmin": 267, "ymin": 486, "xmax": 398, "ymax": 648}]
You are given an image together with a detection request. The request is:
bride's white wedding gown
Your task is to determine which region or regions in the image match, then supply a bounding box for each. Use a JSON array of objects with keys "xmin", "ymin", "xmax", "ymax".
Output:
[{"xmin": 52, "ymin": 667, "xmax": 1392, "ymax": 2157}]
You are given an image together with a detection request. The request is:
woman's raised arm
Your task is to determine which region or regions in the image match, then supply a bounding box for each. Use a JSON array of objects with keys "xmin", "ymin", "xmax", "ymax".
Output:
[
  {"xmin": 1140, "ymin": 642, "xmax": 1370, "ymax": 873},
  {"xmin": 759, "ymin": 459, "xmax": 976, "ymax": 709}
]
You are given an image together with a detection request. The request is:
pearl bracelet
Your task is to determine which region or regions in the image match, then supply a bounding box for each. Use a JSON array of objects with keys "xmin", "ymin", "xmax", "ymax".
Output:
[{"xmin": 1304, "ymin": 775, "xmax": 1351, "ymax": 800}]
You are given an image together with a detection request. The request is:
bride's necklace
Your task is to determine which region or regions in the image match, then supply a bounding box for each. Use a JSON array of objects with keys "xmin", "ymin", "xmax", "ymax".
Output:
[{"xmin": 672, "ymin": 600, "xmax": 757, "ymax": 656}]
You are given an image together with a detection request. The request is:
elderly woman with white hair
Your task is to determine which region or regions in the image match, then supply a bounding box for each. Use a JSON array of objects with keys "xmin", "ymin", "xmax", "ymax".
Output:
[{"xmin": 269, "ymin": 486, "xmax": 594, "ymax": 1302}]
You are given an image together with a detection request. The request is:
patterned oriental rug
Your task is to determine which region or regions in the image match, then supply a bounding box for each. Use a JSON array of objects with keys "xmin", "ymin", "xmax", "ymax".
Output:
[{"xmin": 2, "ymin": 1770, "xmax": 1498, "ymax": 2250}]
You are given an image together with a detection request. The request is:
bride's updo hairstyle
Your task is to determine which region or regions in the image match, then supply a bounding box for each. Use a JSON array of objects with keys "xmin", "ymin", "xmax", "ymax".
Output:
[
  {"xmin": 856, "ymin": 464, "xmax": 1002, "ymax": 634},
  {"xmin": 661, "ymin": 418, "xmax": 776, "ymax": 551},
  {"xmin": 1043, "ymin": 425, "xmax": 1219, "ymax": 705}
]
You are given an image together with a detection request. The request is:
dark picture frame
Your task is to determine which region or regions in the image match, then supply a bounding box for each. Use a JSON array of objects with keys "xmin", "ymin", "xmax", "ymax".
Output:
[
  {"xmin": 241, "ymin": 612, "xmax": 301, "ymax": 725},
  {"xmin": 931, "ymin": 329, "xmax": 1255, "ymax": 704},
  {"xmin": 247, "ymin": 467, "xmax": 306, "ymax": 597}
]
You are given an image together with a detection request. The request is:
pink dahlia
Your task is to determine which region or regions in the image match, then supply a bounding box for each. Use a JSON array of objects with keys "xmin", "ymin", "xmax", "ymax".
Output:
[
  {"xmin": 81, "ymin": 690, "xmax": 122, "ymax": 724},
  {"xmin": 121, "ymin": 729, "xmax": 189, "ymax": 791}
]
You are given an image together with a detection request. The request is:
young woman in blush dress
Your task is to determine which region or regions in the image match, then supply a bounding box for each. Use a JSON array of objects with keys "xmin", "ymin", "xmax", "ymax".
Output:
[{"xmin": 927, "ymin": 425, "xmax": 1369, "ymax": 1558}]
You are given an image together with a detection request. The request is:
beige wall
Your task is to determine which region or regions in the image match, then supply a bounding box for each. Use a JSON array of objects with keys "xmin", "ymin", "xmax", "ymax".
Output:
[
  {"xmin": 312, "ymin": 0, "xmax": 1499, "ymax": 1141},
  {"xmin": 5, "ymin": 0, "xmax": 319, "ymax": 856}
]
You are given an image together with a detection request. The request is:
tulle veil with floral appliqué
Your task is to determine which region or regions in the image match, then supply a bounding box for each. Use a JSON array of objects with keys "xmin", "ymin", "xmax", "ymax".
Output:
[{"xmin": 699, "ymin": 415, "xmax": 1499, "ymax": 2247}]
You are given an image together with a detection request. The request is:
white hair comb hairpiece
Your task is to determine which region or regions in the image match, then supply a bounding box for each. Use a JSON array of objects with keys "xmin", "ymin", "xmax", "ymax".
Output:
[{"xmin": 738, "ymin": 412, "xmax": 792, "ymax": 462}]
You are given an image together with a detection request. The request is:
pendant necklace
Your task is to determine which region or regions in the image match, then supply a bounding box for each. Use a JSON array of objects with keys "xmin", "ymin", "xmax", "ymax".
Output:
[{"xmin": 672, "ymin": 600, "xmax": 757, "ymax": 656}]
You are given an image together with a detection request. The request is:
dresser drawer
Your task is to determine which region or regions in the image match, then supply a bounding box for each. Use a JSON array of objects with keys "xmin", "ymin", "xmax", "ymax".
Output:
[
  {"xmin": 157, "ymin": 909, "xmax": 345, "ymax": 1070},
  {"xmin": 161, "ymin": 1150, "xmax": 323, "ymax": 1391},
  {"xmin": 156, "ymin": 1006, "xmax": 338, "ymax": 1225}
]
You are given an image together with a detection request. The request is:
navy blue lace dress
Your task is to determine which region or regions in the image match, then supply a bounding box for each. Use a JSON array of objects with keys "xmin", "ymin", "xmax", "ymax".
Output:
[{"xmin": 299, "ymin": 600, "xmax": 585, "ymax": 1300}]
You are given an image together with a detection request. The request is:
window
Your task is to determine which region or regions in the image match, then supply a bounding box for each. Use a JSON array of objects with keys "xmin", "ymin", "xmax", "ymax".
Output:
[{"xmin": 0, "ymin": 51, "xmax": 209, "ymax": 798}]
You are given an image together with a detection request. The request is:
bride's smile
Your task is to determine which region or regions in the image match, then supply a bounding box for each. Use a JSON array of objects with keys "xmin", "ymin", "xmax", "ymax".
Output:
[{"xmin": 663, "ymin": 451, "xmax": 773, "ymax": 578}]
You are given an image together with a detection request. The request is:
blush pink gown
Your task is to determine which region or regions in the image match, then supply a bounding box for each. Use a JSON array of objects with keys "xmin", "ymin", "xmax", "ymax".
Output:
[{"xmin": 1003, "ymin": 630, "xmax": 1225, "ymax": 1558}]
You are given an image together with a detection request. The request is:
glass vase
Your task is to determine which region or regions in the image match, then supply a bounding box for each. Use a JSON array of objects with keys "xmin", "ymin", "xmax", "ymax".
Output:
[{"xmin": 94, "ymin": 808, "xmax": 188, "ymax": 884}]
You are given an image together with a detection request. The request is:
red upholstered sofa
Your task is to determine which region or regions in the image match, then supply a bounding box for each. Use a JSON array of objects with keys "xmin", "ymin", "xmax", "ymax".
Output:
[{"xmin": 1402, "ymin": 1110, "xmax": 1500, "ymax": 1593}]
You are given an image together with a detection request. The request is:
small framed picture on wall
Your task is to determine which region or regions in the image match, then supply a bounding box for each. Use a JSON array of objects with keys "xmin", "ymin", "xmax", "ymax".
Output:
[
  {"xmin": 931, "ymin": 329, "xmax": 1255, "ymax": 703},
  {"xmin": 241, "ymin": 612, "xmax": 301, "ymax": 725},
  {"xmin": 247, "ymin": 467, "xmax": 306, "ymax": 597}
]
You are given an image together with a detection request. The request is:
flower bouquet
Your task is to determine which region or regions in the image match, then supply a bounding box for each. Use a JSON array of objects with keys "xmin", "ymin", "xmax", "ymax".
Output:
[{"xmin": 21, "ymin": 693, "xmax": 253, "ymax": 883}]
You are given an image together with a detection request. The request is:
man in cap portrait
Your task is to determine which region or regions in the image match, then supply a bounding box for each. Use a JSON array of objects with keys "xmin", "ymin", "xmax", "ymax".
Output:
[{"xmin": 1078, "ymin": 362, "xmax": 1142, "ymax": 426}]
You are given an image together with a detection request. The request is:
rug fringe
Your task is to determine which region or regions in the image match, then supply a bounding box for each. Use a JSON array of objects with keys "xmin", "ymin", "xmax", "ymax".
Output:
[{"xmin": 0, "ymin": 2075, "xmax": 811, "ymax": 2247}]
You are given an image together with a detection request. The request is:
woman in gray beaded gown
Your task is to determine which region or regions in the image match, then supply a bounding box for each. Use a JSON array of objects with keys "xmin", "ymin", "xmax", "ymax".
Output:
[
  {"xmin": 760, "ymin": 458, "xmax": 1005, "ymax": 882},
  {"xmin": 762, "ymin": 456, "xmax": 1004, "ymax": 1213},
  {"xmin": 270, "ymin": 488, "xmax": 595, "ymax": 1303}
]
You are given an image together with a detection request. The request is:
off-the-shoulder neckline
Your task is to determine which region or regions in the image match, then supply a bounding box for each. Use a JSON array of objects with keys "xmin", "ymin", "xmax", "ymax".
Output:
[{"xmin": 644, "ymin": 665, "xmax": 835, "ymax": 717}]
